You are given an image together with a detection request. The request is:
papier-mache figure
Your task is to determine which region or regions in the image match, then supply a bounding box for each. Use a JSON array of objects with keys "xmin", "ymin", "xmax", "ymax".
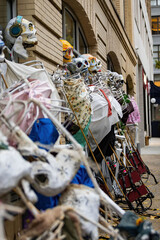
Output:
[
  {"xmin": 4, "ymin": 16, "xmax": 37, "ymax": 60},
  {"xmin": 60, "ymin": 39, "xmax": 74, "ymax": 63}
]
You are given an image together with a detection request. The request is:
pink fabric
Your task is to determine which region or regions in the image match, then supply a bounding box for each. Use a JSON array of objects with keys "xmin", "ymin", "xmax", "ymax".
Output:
[
  {"xmin": 127, "ymin": 97, "xmax": 141, "ymax": 123},
  {"xmin": 3, "ymin": 79, "xmax": 52, "ymax": 133}
]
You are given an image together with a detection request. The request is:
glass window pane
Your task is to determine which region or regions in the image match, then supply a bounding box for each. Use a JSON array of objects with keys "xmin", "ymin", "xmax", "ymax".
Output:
[
  {"xmin": 65, "ymin": 10, "xmax": 75, "ymax": 47},
  {"xmin": 79, "ymin": 29, "xmax": 87, "ymax": 54},
  {"xmin": 158, "ymin": 0, "xmax": 160, "ymax": 5},
  {"xmin": 152, "ymin": 17, "xmax": 158, "ymax": 33},
  {"xmin": 153, "ymin": 52, "xmax": 158, "ymax": 58},
  {"xmin": 153, "ymin": 45, "xmax": 158, "ymax": 51},
  {"xmin": 151, "ymin": 0, "xmax": 156, "ymax": 5}
]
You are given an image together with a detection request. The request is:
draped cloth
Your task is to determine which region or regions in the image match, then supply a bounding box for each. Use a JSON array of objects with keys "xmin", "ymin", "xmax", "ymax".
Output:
[
  {"xmin": 88, "ymin": 90, "xmax": 121, "ymax": 152},
  {"xmin": 63, "ymin": 77, "xmax": 91, "ymax": 129},
  {"xmin": 126, "ymin": 96, "xmax": 141, "ymax": 124},
  {"xmin": 1, "ymin": 79, "xmax": 53, "ymax": 133}
]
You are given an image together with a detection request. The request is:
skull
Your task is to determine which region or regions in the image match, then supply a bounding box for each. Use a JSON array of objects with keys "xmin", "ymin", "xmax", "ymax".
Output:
[
  {"xmin": 96, "ymin": 58, "xmax": 102, "ymax": 72},
  {"xmin": 4, "ymin": 16, "xmax": 37, "ymax": 59},
  {"xmin": 30, "ymin": 149, "xmax": 81, "ymax": 196},
  {"xmin": 112, "ymin": 73, "xmax": 124, "ymax": 89},
  {"xmin": 68, "ymin": 57, "xmax": 89, "ymax": 74},
  {"xmin": 81, "ymin": 54, "xmax": 97, "ymax": 72},
  {"xmin": 60, "ymin": 39, "xmax": 74, "ymax": 63}
]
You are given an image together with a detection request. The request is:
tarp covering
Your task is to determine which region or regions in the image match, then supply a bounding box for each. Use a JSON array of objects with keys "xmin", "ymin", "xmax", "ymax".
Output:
[{"xmin": 150, "ymin": 81, "xmax": 160, "ymax": 104}]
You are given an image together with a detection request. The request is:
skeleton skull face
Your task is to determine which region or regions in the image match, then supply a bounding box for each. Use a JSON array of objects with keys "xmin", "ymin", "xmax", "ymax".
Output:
[
  {"xmin": 96, "ymin": 58, "xmax": 102, "ymax": 72},
  {"xmin": 5, "ymin": 16, "xmax": 37, "ymax": 59},
  {"xmin": 116, "ymin": 74, "xmax": 124, "ymax": 88},
  {"xmin": 112, "ymin": 73, "xmax": 124, "ymax": 89},
  {"xmin": 72, "ymin": 57, "xmax": 89, "ymax": 73},
  {"xmin": 30, "ymin": 149, "xmax": 81, "ymax": 196},
  {"xmin": 60, "ymin": 39, "xmax": 74, "ymax": 63},
  {"xmin": 81, "ymin": 54, "xmax": 97, "ymax": 72}
]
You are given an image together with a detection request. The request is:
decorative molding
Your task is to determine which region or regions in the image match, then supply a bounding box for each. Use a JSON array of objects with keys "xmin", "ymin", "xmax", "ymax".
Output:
[{"xmin": 97, "ymin": 0, "xmax": 137, "ymax": 66}]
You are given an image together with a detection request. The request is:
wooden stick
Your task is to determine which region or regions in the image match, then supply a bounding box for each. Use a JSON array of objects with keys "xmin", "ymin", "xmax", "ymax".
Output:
[
  {"xmin": 14, "ymin": 187, "xmax": 39, "ymax": 217},
  {"xmin": 0, "ymin": 72, "xmax": 8, "ymax": 89}
]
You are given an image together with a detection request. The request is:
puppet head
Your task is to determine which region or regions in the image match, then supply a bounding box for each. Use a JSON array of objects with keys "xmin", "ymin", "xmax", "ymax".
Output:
[
  {"xmin": 60, "ymin": 39, "xmax": 74, "ymax": 63},
  {"xmin": 5, "ymin": 16, "xmax": 37, "ymax": 59}
]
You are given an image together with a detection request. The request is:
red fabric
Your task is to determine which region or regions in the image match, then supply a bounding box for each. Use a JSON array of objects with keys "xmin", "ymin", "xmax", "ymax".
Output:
[
  {"xmin": 99, "ymin": 89, "xmax": 112, "ymax": 117},
  {"xmin": 127, "ymin": 184, "xmax": 148, "ymax": 202}
]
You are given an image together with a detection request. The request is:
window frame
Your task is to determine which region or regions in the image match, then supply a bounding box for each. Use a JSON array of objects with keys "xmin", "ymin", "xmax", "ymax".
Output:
[
  {"xmin": 152, "ymin": 16, "xmax": 160, "ymax": 35},
  {"xmin": 151, "ymin": 0, "xmax": 160, "ymax": 6},
  {"xmin": 7, "ymin": 0, "xmax": 17, "ymax": 21},
  {"xmin": 153, "ymin": 45, "xmax": 160, "ymax": 63},
  {"xmin": 62, "ymin": 5, "xmax": 88, "ymax": 54}
]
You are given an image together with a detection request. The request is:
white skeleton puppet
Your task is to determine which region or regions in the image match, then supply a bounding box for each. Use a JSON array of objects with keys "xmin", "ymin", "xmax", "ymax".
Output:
[
  {"xmin": 4, "ymin": 16, "xmax": 37, "ymax": 60},
  {"xmin": 59, "ymin": 184, "xmax": 100, "ymax": 240},
  {"xmin": 0, "ymin": 131, "xmax": 32, "ymax": 197},
  {"xmin": 67, "ymin": 56, "xmax": 89, "ymax": 78},
  {"xmin": 0, "ymin": 100, "xmax": 81, "ymax": 200},
  {"xmin": 0, "ymin": 202, "xmax": 24, "ymax": 240}
]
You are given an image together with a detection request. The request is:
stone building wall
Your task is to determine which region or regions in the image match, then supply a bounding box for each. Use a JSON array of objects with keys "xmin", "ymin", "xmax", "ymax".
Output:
[{"xmin": 16, "ymin": 0, "xmax": 137, "ymax": 83}]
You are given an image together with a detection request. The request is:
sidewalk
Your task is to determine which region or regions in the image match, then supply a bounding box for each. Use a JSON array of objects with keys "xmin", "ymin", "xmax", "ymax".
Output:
[
  {"xmin": 141, "ymin": 138, "xmax": 160, "ymax": 231},
  {"xmin": 141, "ymin": 137, "xmax": 160, "ymax": 155}
]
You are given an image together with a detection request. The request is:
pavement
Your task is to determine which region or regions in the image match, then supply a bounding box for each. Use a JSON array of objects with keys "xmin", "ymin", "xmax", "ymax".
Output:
[{"xmin": 140, "ymin": 138, "xmax": 160, "ymax": 231}]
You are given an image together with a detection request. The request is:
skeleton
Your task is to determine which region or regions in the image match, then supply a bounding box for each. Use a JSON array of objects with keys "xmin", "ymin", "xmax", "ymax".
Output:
[
  {"xmin": 30, "ymin": 148, "xmax": 81, "ymax": 196},
  {"xmin": 4, "ymin": 16, "xmax": 37, "ymax": 60},
  {"xmin": 0, "ymin": 202, "xmax": 24, "ymax": 240},
  {"xmin": 67, "ymin": 57, "xmax": 89, "ymax": 75},
  {"xmin": 18, "ymin": 205, "xmax": 83, "ymax": 240},
  {"xmin": 59, "ymin": 184, "xmax": 100, "ymax": 240},
  {"xmin": 0, "ymin": 131, "xmax": 32, "ymax": 197},
  {"xmin": 96, "ymin": 58, "xmax": 102, "ymax": 72},
  {"xmin": 81, "ymin": 54, "xmax": 97, "ymax": 73}
]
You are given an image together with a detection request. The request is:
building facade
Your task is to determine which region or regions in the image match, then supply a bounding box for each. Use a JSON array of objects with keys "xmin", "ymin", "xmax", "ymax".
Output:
[
  {"xmin": 133, "ymin": 0, "xmax": 153, "ymax": 147},
  {"xmin": 151, "ymin": 0, "xmax": 160, "ymax": 137},
  {"xmin": 0, "ymin": 0, "xmax": 153, "ymax": 146}
]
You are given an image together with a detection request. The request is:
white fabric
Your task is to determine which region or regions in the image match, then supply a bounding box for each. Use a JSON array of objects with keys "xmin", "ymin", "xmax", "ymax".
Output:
[
  {"xmin": 88, "ymin": 92, "xmax": 122, "ymax": 151},
  {"xmin": 1, "ymin": 60, "xmax": 61, "ymax": 133},
  {"xmin": 109, "ymin": 95, "xmax": 122, "ymax": 118},
  {"xmin": 88, "ymin": 92, "xmax": 111, "ymax": 151},
  {"xmin": 0, "ymin": 147, "xmax": 31, "ymax": 196}
]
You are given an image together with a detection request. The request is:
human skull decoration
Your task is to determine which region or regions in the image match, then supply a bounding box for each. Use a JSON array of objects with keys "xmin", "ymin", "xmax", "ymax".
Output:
[
  {"xmin": 60, "ymin": 39, "xmax": 74, "ymax": 63},
  {"xmin": 5, "ymin": 16, "xmax": 37, "ymax": 59},
  {"xmin": 96, "ymin": 58, "xmax": 102, "ymax": 72},
  {"xmin": 67, "ymin": 57, "xmax": 89, "ymax": 75},
  {"xmin": 30, "ymin": 149, "xmax": 81, "ymax": 196},
  {"xmin": 73, "ymin": 57, "xmax": 89, "ymax": 73},
  {"xmin": 81, "ymin": 54, "xmax": 97, "ymax": 73},
  {"xmin": 112, "ymin": 72, "xmax": 124, "ymax": 89}
]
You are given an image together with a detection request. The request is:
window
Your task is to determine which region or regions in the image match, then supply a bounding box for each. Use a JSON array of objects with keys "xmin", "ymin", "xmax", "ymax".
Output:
[
  {"xmin": 7, "ymin": 0, "xmax": 17, "ymax": 21},
  {"xmin": 152, "ymin": 16, "xmax": 160, "ymax": 34},
  {"xmin": 153, "ymin": 45, "xmax": 160, "ymax": 63},
  {"xmin": 107, "ymin": 55, "xmax": 114, "ymax": 71},
  {"xmin": 151, "ymin": 0, "xmax": 160, "ymax": 6},
  {"xmin": 62, "ymin": 6, "xmax": 88, "ymax": 54}
]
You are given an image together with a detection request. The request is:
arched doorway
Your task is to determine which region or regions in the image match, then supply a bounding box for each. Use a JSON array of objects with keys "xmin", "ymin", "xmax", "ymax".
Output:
[
  {"xmin": 107, "ymin": 51, "xmax": 121, "ymax": 73},
  {"xmin": 126, "ymin": 74, "xmax": 134, "ymax": 96}
]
